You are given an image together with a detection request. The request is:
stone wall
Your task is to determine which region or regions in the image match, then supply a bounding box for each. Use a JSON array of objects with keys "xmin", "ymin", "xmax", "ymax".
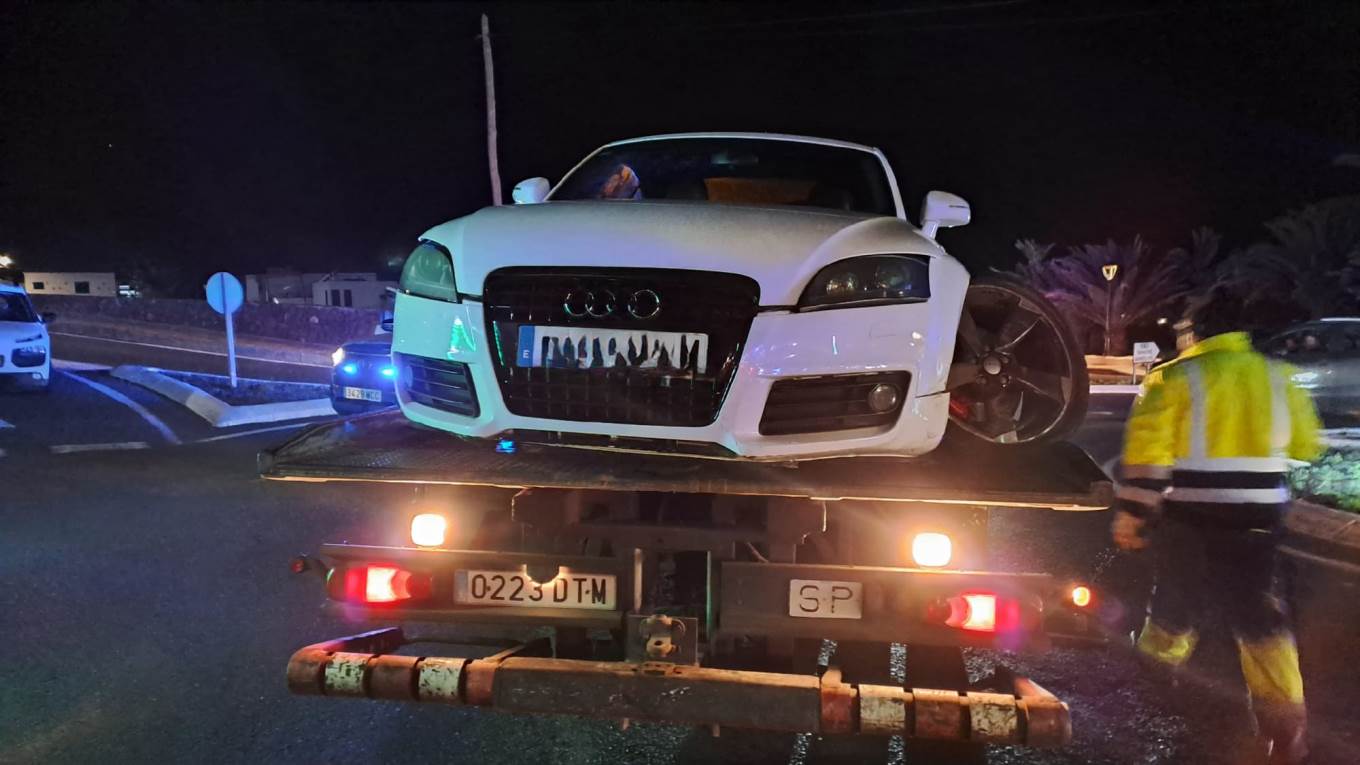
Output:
[{"xmin": 32, "ymin": 295, "xmax": 382, "ymax": 346}]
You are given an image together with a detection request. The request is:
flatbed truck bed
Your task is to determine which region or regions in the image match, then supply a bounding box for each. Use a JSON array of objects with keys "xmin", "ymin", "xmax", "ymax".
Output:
[
  {"xmin": 260, "ymin": 410, "xmax": 1111, "ymax": 510},
  {"xmin": 272, "ymin": 411, "xmax": 1111, "ymax": 749}
]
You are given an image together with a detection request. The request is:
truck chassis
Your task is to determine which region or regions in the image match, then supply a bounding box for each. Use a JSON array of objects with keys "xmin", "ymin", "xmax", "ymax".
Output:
[{"xmin": 265, "ymin": 411, "xmax": 1110, "ymax": 749}]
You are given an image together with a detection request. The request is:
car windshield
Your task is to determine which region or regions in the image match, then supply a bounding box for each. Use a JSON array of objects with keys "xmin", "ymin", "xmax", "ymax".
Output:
[
  {"xmin": 0, "ymin": 292, "xmax": 38, "ymax": 323},
  {"xmin": 553, "ymin": 137, "xmax": 897, "ymax": 215}
]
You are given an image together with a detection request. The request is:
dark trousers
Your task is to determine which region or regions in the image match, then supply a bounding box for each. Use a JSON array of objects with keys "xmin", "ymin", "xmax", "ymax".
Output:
[{"xmin": 1138, "ymin": 505, "xmax": 1306, "ymax": 742}]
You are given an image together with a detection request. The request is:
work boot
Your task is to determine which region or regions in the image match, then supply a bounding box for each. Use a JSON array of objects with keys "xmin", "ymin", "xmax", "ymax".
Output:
[{"xmin": 1256, "ymin": 702, "xmax": 1308, "ymax": 765}]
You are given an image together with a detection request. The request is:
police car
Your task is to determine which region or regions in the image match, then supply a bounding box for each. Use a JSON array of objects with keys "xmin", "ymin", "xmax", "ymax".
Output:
[{"xmin": 0, "ymin": 280, "xmax": 52, "ymax": 391}]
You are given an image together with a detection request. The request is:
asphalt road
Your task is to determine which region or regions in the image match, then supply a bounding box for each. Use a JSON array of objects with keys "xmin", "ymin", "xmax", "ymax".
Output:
[
  {"xmin": 2, "ymin": 381, "xmax": 1356, "ymax": 764},
  {"xmin": 50, "ymin": 332, "xmax": 332, "ymax": 383}
]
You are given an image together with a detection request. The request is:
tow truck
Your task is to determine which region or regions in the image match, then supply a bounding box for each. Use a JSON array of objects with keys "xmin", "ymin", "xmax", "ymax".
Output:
[{"xmin": 265, "ymin": 409, "xmax": 1110, "ymax": 750}]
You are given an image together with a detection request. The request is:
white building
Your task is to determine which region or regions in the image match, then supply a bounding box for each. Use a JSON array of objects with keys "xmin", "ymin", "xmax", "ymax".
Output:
[
  {"xmin": 24, "ymin": 272, "xmax": 118, "ymax": 297},
  {"xmin": 311, "ymin": 276, "xmax": 395, "ymax": 309},
  {"xmin": 245, "ymin": 270, "xmax": 394, "ymax": 309}
]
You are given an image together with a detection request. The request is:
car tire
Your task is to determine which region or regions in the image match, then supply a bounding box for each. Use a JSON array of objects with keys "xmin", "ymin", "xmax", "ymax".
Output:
[{"xmin": 947, "ymin": 273, "xmax": 1089, "ymax": 446}]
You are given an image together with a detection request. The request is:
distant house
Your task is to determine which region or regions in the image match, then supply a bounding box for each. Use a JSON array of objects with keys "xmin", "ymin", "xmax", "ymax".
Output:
[
  {"xmin": 24, "ymin": 272, "xmax": 118, "ymax": 297},
  {"xmin": 245, "ymin": 269, "xmax": 395, "ymax": 309}
]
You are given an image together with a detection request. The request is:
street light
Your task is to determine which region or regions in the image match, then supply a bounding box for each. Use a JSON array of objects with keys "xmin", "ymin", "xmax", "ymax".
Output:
[
  {"xmin": 1102, "ymin": 264, "xmax": 1119, "ymax": 356},
  {"xmin": 0, "ymin": 254, "xmax": 13, "ymax": 268}
]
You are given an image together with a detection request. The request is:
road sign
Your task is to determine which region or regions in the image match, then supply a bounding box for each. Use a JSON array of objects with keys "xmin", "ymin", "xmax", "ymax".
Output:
[
  {"xmin": 205, "ymin": 272, "xmax": 244, "ymax": 315},
  {"xmin": 1133, "ymin": 341, "xmax": 1161, "ymax": 364},
  {"xmin": 204, "ymin": 272, "xmax": 244, "ymax": 386}
]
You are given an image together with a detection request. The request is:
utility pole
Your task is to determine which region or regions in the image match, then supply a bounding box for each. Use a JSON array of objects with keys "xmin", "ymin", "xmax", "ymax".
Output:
[{"xmin": 480, "ymin": 14, "xmax": 503, "ymax": 206}]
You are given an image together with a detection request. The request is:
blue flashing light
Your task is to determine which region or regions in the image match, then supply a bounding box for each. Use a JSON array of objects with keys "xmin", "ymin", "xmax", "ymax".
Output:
[
  {"xmin": 341, "ymin": 362, "xmax": 359, "ymax": 375},
  {"xmin": 380, "ymin": 365, "xmax": 396, "ymax": 378},
  {"xmin": 496, "ymin": 439, "xmax": 517, "ymax": 454}
]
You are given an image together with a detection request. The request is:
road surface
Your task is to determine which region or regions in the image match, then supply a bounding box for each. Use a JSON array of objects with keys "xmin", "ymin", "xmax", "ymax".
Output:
[
  {"xmin": 1, "ymin": 382, "xmax": 1355, "ymax": 764},
  {"xmin": 50, "ymin": 331, "xmax": 331, "ymax": 383}
]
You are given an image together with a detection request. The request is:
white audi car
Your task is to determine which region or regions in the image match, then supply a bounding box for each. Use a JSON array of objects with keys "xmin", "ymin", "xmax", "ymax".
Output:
[{"xmin": 391, "ymin": 133, "xmax": 1084, "ymax": 460}]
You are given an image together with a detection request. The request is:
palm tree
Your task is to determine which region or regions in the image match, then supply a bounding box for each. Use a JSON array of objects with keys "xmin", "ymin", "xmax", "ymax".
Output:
[
  {"xmin": 1218, "ymin": 195, "xmax": 1360, "ymax": 319},
  {"xmin": 1014, "ymin": 236, "xmax": 1193, "ymax": 353}
]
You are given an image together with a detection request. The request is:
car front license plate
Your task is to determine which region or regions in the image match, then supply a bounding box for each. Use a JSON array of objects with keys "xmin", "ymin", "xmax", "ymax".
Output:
[
  {"xmin": 516, "ymin": 325, "xmax": 709, "ymax": 373},
  {"xmin": 455, "ymin": 570, "xmax": 617, "ymax": 610},
  {"xmin": 343, "ymin": 386, "xmax": 383, "ymax": 402},
  {"xmin": 789, "ymin": 578, "xmax": 864, "ymax": 619}
]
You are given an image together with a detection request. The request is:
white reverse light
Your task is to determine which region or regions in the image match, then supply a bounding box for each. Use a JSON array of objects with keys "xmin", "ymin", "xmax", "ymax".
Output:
[
  {"xmin": 911, "ymin": 532, "xmax": 953, "ymax": 568},
  {"xmin": 410, "ymin": 513, "xmax": 448, "ymax": 547}
]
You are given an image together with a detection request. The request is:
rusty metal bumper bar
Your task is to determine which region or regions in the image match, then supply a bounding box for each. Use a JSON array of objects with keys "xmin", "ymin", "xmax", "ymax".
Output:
[{"xmin": 286, "ymin": 627, "xmax": 1071, "ymax": 746}]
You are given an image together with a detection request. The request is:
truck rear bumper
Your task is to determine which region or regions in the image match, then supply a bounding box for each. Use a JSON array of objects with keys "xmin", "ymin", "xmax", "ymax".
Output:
[{"xmin": 287, "ymin": 626, "xmax": 1072, "ymax": 746}]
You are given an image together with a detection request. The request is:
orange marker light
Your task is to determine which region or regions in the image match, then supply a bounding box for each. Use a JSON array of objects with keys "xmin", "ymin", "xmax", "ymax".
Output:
[{"xmin": 1070, "ymin": 585, "xmax": 1092, "ymax": 608}]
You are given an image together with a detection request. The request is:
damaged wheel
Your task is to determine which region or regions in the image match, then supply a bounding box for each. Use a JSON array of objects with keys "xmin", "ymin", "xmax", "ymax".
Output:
[{"xmin": 948, "ymin": 274, "xmax": 1088, "ymax": 445}]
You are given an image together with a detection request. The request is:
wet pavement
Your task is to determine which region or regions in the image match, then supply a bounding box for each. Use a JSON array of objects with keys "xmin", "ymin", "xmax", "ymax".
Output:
[{"xmin": 2, "ymin": 384, "xmax": 1357, "ymax": 763}]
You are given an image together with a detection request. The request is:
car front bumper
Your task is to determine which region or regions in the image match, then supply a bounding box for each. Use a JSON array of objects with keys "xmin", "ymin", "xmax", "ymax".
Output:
[
  {"xmin": 391, "ymin": 288, "xmax": 964, "ymax": 460},
  {"xmin": 0, "ymin": 347, "xmax": 50, "ymax": 389}
]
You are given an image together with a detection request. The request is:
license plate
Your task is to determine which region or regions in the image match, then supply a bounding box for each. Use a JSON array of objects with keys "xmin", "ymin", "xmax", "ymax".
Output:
[
  {"xmin": 455, "ymin": 569, "xmax": 617, "ymax": 610},
  {"xmin": 343, "ymin": 386, "xmax": 383, "ymax": 402},
  {"xmin": 789, "ymin": 579, "xmax": 863, "ymax": 619},
  {"xmin": 516, "ymin": 326, "xmax": 709, "ymax": 373}
]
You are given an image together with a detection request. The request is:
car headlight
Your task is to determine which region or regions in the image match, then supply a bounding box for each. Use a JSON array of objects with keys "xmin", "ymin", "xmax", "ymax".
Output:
[
  {"xmin": 399, "ymin": 240, "xmax": 458, "ymax": 302},
  {"xmin": 331, "ymin": 347, "xmax": 346, "ymax": 366},
  {"xmin": 798, "ymin": 255, "xmax": 930, "ymax": 310}
]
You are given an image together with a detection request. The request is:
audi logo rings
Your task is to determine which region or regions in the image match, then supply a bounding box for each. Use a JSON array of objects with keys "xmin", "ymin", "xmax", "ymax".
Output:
[
  {"xmin": 564, "ymin": 289, "xmax": 616, "ymax": 319},
  {"xmin": 564, "ymin": 288, "xmax": 662, "ymax": 320},
  {"xmin": 627, "ymin": 289, "xmax": 662, "ymax": 320}
]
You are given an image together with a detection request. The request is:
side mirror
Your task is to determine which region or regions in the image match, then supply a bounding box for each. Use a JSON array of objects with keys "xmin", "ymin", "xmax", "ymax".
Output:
[
  {"xmin": 379, "ymin": 310, "xmax": 394, "ymax": 333},
  {"xmin": 41, "ymin": 312, "xmax": 56, "ymax": 324},
  {"xmin": 512, "ymin": 177, "xmax": 551, "ymax": 205},
  {"xmin": 919, "ymin": 190, "xmax": 971, "ymax": 239}
]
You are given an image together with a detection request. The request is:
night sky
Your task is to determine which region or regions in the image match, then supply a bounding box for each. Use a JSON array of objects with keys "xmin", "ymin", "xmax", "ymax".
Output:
[{"xmin": 2, "ymin": 1, "xmax": 1358, "ymax": 294}]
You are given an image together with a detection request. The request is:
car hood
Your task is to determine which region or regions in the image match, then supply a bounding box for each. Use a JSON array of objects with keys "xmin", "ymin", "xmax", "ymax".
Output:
[
  {"xmin": 421, "ymin": 201, "xmax": 947, "ymax": 305},
  {"xmin": 0, "ymin": 320, "xmax": 46, "ymax": 343}
]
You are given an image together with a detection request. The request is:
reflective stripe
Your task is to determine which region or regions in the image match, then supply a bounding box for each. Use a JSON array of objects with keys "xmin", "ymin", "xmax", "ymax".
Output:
[
  {"xmin": 1238, "ymin": 634, "xmax": 1305, "ymax": 704},
  {"xmin": 1123, "ymin": 463, "xmax": 1172, "ymax": 480},
  {"xmin": 1165, "ymin": 486, "xmax": 1290, "ymax": 504},
  {"xmin": 1184, "ymin": 363, "xmax": 1208, "ymax": 459},
  {"xmin": 1137, "ymin": 619, "xmax": 1198, "ymax": 667},
  {"xmin": 1174, "ymin": 456, "xmax": 1294, "ymax": 472},
  {"xmin": 1116, "ymin": 484, "xmax": 1165, "ymax": 506},
  {"xmin": 1268, "ymin": 364, "xmax": 1291, "ymax": 456}
]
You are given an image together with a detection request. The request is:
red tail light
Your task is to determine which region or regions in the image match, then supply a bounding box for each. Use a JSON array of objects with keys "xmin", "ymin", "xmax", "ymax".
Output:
[
  {"xmin": 938, "ymin": 591, "xmax": 1023, "ymax": 633},
  {"xmin": 338, "ymin": 565, "xmax": 432, "ymax": 604}
]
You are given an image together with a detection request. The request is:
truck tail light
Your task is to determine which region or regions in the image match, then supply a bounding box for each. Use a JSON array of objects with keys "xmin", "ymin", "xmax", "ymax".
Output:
[
  {"xmin": 1069, "ymin": 585, "xmax": 1092, "ymax": 608},
  {"xmin": 932, "ymin": 591, "xmax": 1023, "ymax": 633},
  {"xmin": 338, "ymin": 565, "xmax": 432, "ymax": 604},
  {"xmin": 910, "ymin": 532, "xmax": 952, "ymax": 568}
]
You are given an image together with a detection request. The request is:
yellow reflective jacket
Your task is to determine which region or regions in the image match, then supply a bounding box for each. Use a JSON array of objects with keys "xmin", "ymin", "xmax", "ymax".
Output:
[{"xmin": 1117, "ymin": 332, "xmax": 1322, "ymax": 517}]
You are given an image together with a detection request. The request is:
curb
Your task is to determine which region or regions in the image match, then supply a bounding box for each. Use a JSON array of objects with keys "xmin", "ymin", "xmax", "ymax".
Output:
[
  {"xmin": 1282, "ymin": 500, "xmax": 1360, "ymax": 574},
  {"xmin": 1090, "ymin": 384, "xmax": 1141, "ymax": 394},
  {"xmin": 110, "ymin": 365, "xmax": 336, "ymax": 428}
]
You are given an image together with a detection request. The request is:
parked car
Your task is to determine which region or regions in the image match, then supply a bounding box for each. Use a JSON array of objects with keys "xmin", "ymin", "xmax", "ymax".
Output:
[
  {"xmin": 0, "ymin": 281, "xmax": 52, "ymax": 392},
  {"xmin": 1263, "ymin": 317, "xmax": 1360, "ymax": 425},
  {"xmin": 330, "ymin": 341, "xmax": 396, "ymax": 414},
  {"xmin": 389, "ymin": 133, "xmax": 1086, "ymax": 460}
]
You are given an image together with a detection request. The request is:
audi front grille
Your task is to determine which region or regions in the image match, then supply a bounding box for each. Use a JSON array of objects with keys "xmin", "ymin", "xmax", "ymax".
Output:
[{"xmin": 483, "ymin": 268, "xmax": 760, "ymax": 427}]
